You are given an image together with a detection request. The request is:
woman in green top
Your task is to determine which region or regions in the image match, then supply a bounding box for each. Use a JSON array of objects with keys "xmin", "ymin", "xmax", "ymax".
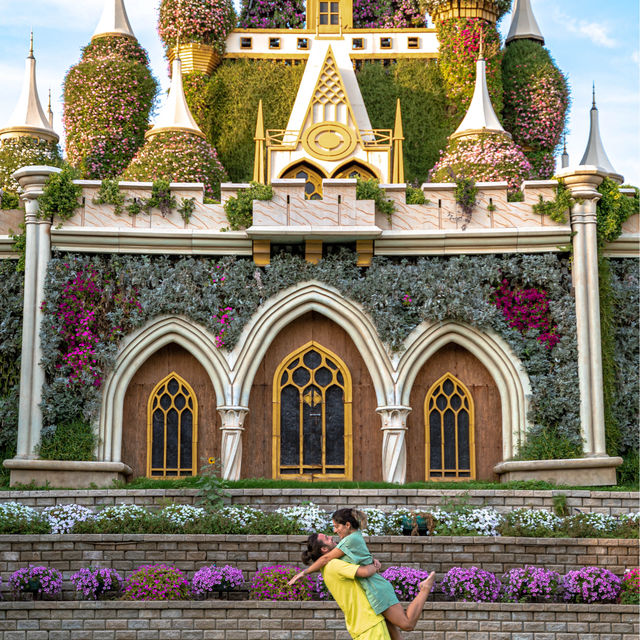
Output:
[{"xmin": 288, "ymin": 508, "xmax": 433, "ymax": 640}]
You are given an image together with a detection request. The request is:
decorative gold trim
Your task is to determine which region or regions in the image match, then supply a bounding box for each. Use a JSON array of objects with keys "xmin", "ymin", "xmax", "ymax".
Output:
[
  {"xmin": 146, "ymin": 372, "xmax": 198, "ymax": 479},
  {"xmin": 349, "ymin": 52, "xmax": 438, "ymax": 59},
  {"xmin": 380, "ymin": 37, "xmax": 393, "ymax": 49},
  {"xmin": 297, "ymin": 37, "xmax": 310, "ymax": 50},
  {"xmin": 356, "ymin": 239, "xmax": 374, "ymax": 266},
  {"xmin": 225, "ymin": 52, "xmax": 310, "ymax": 60},
  {"xmin": 429, "ymin": 0, "xmax": 498, "ymax": 24},
  {"xmin": 168, "ymin": 43, "xmax": 221, "ymax": 75},
  {"xmin": 332, "ymin": 159, "xmax": 379, "ymax": 180},
  {"xmin": 302, "ymin": 122, "xmax": 357, "ymax": 161},
  {"xmin": 253, "ymin": 239, "xmax": 271, "ymax": 265},
  {"xmin": 305, "ymin": 239, "xmax": 323, "ymax": 264},
  {"xmin": 272, "ymin": 341, "xmax": 353, "ymax": 481},
  {"xmin": 228, "ymin": 27, "xmax": 436, "ymax": 34},
  {"xmin": 282, "ymin": 162, "xmax": 326, "ymax": 199},
  {"xmin": 424, "ymin": 372, "xmax": 476, "ymax": 482}
]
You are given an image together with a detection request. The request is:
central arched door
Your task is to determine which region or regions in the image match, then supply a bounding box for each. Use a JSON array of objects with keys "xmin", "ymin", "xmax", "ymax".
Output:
[{"xmin": 272, "ymin": 341, "xmax": 352, "ymax": 480}]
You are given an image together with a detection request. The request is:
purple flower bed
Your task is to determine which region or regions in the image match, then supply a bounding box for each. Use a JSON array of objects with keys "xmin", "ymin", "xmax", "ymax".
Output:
[
  {"xmin": 192, "ymin": 565, "xmax": 245, "ymax": 596},
  {"xmin": 440, "ymin": 566, "xmax": 502, "ymax": 602},
  {"xmin": 381, "ymin": 566, "xmax": 431, "ymax": 601},
  {"xmin": 562, "ymin": 567, "xmax": 622, "ymax": 604},
  {"xmin": 70, "ymin": 567, "xmax": 123, "ymax": 600},
  {"xmin": 122, "ymin": 564, "xmax": 190, "ymax": 601},
  {"xmin": 249, "ymin": 565, "xmax": 315, "ymax": 601},
  {"xmin": 502, "ymin": 566, "xmax": 561, "ymax": 602},
  {"xmin": 9, "ymin": 566, "xmax": 63, "ymax": 598}
]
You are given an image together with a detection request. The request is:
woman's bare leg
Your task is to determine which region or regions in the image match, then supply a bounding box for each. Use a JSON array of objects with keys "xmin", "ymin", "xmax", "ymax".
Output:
[
  {"xmin": 382, "ymin": 572, "xmax": 436, "ymax": 632},
  {"xmin": 385, "ymin": 620, "xmax": 402, "ymax": 640}
]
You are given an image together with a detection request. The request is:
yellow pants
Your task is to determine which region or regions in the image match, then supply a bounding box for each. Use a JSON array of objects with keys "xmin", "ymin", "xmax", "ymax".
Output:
[{"xmin": 354, "ymin": 620, "xmax": 392, "ymax": 640}]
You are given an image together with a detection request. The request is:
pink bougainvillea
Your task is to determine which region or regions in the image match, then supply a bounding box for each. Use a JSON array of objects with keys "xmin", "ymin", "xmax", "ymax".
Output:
[
  {"xmin": 353, "ymin": 0, "xmax": 425, "ymax": 28},
  {"xmin": 492, "ymin": 278, "xmax": 560, "ymax": 349},
  {"xmin": 239, "ymin": 0, "xmax": 305, "ymax": 28}
]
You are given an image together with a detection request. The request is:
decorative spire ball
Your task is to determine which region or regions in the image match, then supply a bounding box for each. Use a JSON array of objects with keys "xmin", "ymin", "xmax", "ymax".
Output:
[
  {"xmin": 502, "ymin": 7, "xmax": 568, "ymax": 179},
  {"xmin": 63, "ymin": 0, "xmax": 158, "ymax": 179},
  {"xmin": 122, "ymin": 56, "xmax": 227, "ymax": 199},
  {"xmin": 0, "ymin": 34, "xmax": 62, "ymax": 198}
]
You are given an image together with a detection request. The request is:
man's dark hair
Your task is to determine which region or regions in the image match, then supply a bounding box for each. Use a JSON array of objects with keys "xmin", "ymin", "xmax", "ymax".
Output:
[{"xmin": 302, "ymin": 533, "xmax": 326, "ymax": 565}]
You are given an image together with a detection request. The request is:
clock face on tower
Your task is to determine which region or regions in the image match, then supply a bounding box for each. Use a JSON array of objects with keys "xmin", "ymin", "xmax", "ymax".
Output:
[{"xmin": 302, "ymin": 122, "xmax": 357, "ymax": 161}]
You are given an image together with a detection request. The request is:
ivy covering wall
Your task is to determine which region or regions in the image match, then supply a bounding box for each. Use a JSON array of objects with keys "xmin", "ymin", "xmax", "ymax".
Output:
[{"xmin": 39, "ymin": 250, "xmax": 584, "ymax": 458}]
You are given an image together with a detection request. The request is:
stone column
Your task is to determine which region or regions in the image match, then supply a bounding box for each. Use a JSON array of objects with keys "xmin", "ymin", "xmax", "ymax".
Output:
[
  {"xmin": 376, "ymin": 405, "xmax": 411, "ymax": 483},
  {"xmin": 558, "ymin": 166, "xmax": 606, "ymax": 456},
  {"xmin": 13, "ymin": 166, "xmax": 60, "ymax": 458},
  {"xmin": 217, "ymin": 406, "xmax": 249, "ymax": 480}
]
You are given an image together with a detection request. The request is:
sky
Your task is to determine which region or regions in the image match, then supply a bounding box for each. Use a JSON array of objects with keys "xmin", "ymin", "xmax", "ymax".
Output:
[{"xmin": 0, "ymin": 0, "xmax": 638, "ymax": 185}]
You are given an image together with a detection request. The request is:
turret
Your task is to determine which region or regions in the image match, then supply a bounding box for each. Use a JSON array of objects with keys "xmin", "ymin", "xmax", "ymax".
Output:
[
  {"xmin": 0, "ymin": 34, "xmax": 59, "ymax": 143},
  {"xmin": 92, "ymin": 0, "xmax": 135, "ymax": 41},
  {"xmin": 505, "ymin": 0, "xmax": 544, "ymax": 45}
]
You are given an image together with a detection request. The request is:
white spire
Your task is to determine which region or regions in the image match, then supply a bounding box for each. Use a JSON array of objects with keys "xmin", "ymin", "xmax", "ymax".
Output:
[
  {"xmin": 579, "ymin": 85, "xmax": 622, "ymax": 182},
  {"xmin": 92, "ymin": 0, "xmax": 135, "ymax": 41},
  {"xmin": 450, "ymin": 43, "xmax": 507, "ymax": 140},
  {"xmin": 0, "ymin": 33, "xmax": 59, "ymax": 143},
  {"xmin": 506, "ymin": 0, "xmax": 544, "ymax": 45},
  {"xmin": 146, "ymin": 57, "xmax": 204, "ymax": 140}
]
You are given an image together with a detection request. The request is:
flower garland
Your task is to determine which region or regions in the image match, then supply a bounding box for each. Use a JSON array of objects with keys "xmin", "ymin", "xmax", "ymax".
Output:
[
  {"xmin": 121, "ymin": 131, "xmax": 228, "ymax": 200},
  {"xmin": 238, "ymin": 0, "xmax": 305, "ymax": 29},
  {"xmin": 159, "ymin": 0, "xmax": 236, "ymax": 54},
  {"xmin": 430, "ymin": 133, "xmax": 532, "ymax": 195},
  {"xmin": 63, "ymin": 35, "xmax": 158, "ymax": 179},
  {"xmin": 0, "ymin": 137, "xmax": 62, "ymax": 194},
  {"xmin": 352, "ymin": 0, "xmax": 425, "ymax": 28}
]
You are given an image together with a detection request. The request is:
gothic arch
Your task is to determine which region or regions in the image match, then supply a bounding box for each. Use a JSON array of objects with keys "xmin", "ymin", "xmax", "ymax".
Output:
[
  {"xmin": 397, "ymin": 321, "xmax": 531, "ymax": 460},
  {"xmin": 331, "ymin": 158, "xmax": 380, "ymax": 180},
  {"xmin": 228, "ymin": 281, "xmax": 394, "ymax": 408},
  {"xmin": 99, "ymin": 316, "xmax": 232, "ymax": 463}
]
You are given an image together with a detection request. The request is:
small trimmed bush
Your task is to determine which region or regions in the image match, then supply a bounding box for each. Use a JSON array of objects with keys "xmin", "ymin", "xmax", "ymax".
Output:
[
  {"xmin": 9, "ymin": 565, "xmax": 63, "ymax": 598},
  {"xmin": 440, "ymin": 566, "xmax": 501, "ymax": 602},
  {"xmin": 191, "ymin": 565, "xmax": 245, "ymax": 596},
  {"xmin": 562, "ymin": 567, "xmax": 621, "ymax": 604},
  {"xmin": 37, "ymin": 419, "xmax": 97, "ymax": 462},
  {"xmin": 620, "ymin": 567, "xmax": 640, "ymax": 605},
  {"xmin": 249, "ymin": 565, "xmax": 315, "ymax": 601},
  {"xmin": 502, "ymin": 566, "xmax": 561, "ymax": 602},
  {"xmin": 70, "ymin": 566, "xmax": 123, "ymax": 600},
  {"xmin": 122, "ymin": 564, "xmax": 190, "ymax": 601}
]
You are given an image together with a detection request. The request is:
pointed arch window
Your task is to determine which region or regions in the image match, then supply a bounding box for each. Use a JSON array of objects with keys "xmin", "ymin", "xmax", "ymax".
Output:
[
  {"xmin": 332, "ymin": 162, "xmax": 377, "ymax": 181},
  {"xmin": 282, "ymin": 162, "xmax": 326, "ymax": 200},
  {"xmin": 273, "ymin": 342, "xmax": 352, "ymax": 480},
  {"xmin": 424, "ymin": 373, "xmax": 475, "ymax": 481},
  {"xmin": 147, "ymin": 372, "xmax": 198, "ymax": 478}
]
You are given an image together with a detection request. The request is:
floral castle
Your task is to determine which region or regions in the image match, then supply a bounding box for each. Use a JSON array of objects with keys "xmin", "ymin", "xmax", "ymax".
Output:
[{"xmin": 0, "ymin": 0, "xmax": 637, "ymax": 488}]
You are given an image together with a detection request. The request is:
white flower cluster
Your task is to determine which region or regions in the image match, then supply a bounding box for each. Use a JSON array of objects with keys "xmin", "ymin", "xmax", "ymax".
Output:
[
  {"xmin": 217, "ymin": 505, "xmax": 261, "ymax": 527},
  {"xmin": 360, "ymin": 508, "xmax": 388, "ymax": 536},
  {"xmin": 0, "ymin": 502, "xmax": 39, "ymax": 522},
  {"xmin": 620, "ymin": 512, "xmax": 640, "ymax": 524},
  {"xmin": 507, "ymin": 508, "xmax": 562, "ymax": 532},
  {"xmin": 160, "ymin": 504, "xmax": 206, "ymax": 527},
  {"xmin": 94, "ymin": 504, "xmax": 149, "ymax": 524},
  {"xmin": 43, "ymin": 504, "xmax": 94, "ymax": 534},
  {"xmin": 275, "ymin": 502, "xmax": 331, "ymax": 534},
  {"xmin": 429, "ymin": 507, "xmax": 503, "ymax": 536},
  {"xmin": 571, "ymin": 511, "xmax": 618, "ymax": 532}
]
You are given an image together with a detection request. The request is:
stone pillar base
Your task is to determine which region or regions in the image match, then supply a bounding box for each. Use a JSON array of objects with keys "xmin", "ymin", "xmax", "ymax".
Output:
[
  {"xmin": 3, "ymin": 459, "xmax": 133, "ymax": 489},
  {"xmin": 493, "ymin": 456, "xmax": 623, "ymax": 486}
]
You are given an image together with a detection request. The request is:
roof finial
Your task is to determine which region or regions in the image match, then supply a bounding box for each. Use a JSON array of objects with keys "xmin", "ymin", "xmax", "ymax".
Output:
[
  {"xmin": 29, "ymin": 31, "xmax": 34, "ymax": 58},
  {"xmin": 479, "ymin": 29, "xmax": 484, "ymax": 60},
  {"xmin": 592, "ymin": 82, "xmax": 596, "ymax": 108},
  {"xmin": 47, "ymin": 88, "xmax": 54, "ymax": 128},
  {"xmin": 561, "ymin": 133, "xmax": 569, "ymax": 169},
  {"xmin": 506, "ymin": 0, "xmax": 545, "ymax": 45}
]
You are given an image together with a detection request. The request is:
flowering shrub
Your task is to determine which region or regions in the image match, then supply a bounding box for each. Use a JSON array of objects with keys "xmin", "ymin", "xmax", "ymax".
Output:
[
  {"xmin": 440, "ymin": 566, "xmax": 501, "ymax": 602},
  {"xmin": 276, "ymin": 503, "xmax": 332, "ymax": 534},
  {"xmin": 0, "ymin": 137, "xmax": 62, "ymax": 194},
  {"xmin": 382, "ymin": 566, "xmax": 430, "ymax": 601},
  {"xmin": 70, "ymin": 566, "xmax": 123, "ymax": 599},
  {"xmin": 352, "ymin": 0, "xmax": 425, "ymax": 28},
  {"xmin": 313, "ymin": 573, "xmax": 333, "ymax": 600},
  {"xmin": 238, "ymin": 0, "xmax": 305, "ymax": 28},
  {"xmin": 63, "ymin": 35, "xmax": 157, "ymax": 179},
  {"xmin": 498, "ymin": 508, "xmax": 561, "ymax": 537},
  {"xmin": 9, "ymin": 565, "xmax": 63, "ymax": 598},
  {"xmin": 90, "ymin": 504, "xmax": 151, "ymax": 533},
  {"xmin": 502, "ymin": 39, "xmax": 569, "ymax": 179},
  {"xmin": 192, "ymin": 565, "xmax": 245, "ymax": 596},
  {"xmin": 502, "ymin": 566, "xmax": 561, "ymax": 602},
  {"xmin": 435, "ymin": 18, "xmax": 503, "ymax": 115},
  {"xmin": 217, "ymin": 505, "xmax": 262, "ymax": 528},
  {"xmin": 620, "ymin": 567, "xmax": 640, "ymax": 605},
  {"xmin": 212, "ymin": 306, "xmax": 233, "ymax": 347},
  {"xmin": 159, "ymin": 0, "xmax": 236, "ymax": 54},
  {"xmin": 492, "ymin": 279, "xmax": 560, "ymax": 349},
  {"xmin": 249, "ymin": 565, "xmax": 315, "ymax": 600},
  {"xmin": 432, "ymin": 506, "xmax": 502, "ymax": 536},
  {"xmin": 430, "ymin": 133, "xmax": 532, "ymax": 195},
  {"xmin": 562, "ymin": 567, "xmax": 621, "ymax": 604},
  {"xmin": 563, "ymin": 512, "xmax": 620, "ymax": 538},
  {"xmin": 122, "ymin": 565, "xmax": 190, "ymax": 601},
  {"xmin": 360, "ymin": 507, "xmax": 388, "ymax": 536},
  {"xmin": 0, "ymin": 502, "xmax": 48, "ymax": 534},
  {"xmin": 43, "ymin": 504, "xmax": 94, "ymax": 534},
  {"xmin": 160, "ymin": 504, "xmax": 206, "ymax": 527},
  {"xmin": 122, "ymin": 131, "xmax": 227, "ymax": 201}
]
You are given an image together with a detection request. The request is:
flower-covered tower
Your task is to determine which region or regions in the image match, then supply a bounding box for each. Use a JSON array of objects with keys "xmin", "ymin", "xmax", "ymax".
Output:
[
  {"xmin": 122, "ymin": 57, "xmax": 227, "ymax": 199},
  {"xmin": 0, "ymin": 34, "xmax": 62, "ymax": 199},
  {"xmin": 63, "ymin": 0, "xmax": 158, "ymax": 179},
  {"xmin": 501, "ymin": 0, "xmax": 569, "ymax": 178},
  {"xmin": 430, "ymin": 43, "xmax": 531, "ymax": 194}
]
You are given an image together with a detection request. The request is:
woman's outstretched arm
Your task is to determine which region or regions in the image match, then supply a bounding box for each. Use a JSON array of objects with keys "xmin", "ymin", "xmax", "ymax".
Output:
[{"xmin": 287, "ymin": 547, "xmax": 345, "ymax": 585}]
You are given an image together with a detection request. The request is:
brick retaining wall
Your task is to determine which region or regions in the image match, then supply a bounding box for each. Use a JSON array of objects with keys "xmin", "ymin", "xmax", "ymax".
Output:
[
  {"xmin": 0, "ymin": 535, "xmax": 636, "ymax": 598},
  {"xmin": 0, "ymin": 601, "xmax": 636, "ymax": 640},
  {"xmin": 0, "ymin": 489, "xmax": 638, "ymax": 515}
]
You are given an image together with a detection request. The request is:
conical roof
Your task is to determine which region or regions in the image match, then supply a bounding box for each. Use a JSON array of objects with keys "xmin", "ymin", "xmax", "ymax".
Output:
[
  {"xmin": 92, "ymin": 0, "xmax": 135, "ymax": 41},
  {"xmin": 450, "ymin": 48, "xmax": 507, "ymax": 140},
  {"xmin": 579, "ymin": 86, "xmax": 622, "ymax": 181},
  {"xmin": 0, "ymin": 34, "xmax": 59, "ymax": 143},
  {"xmin": 506, "ymin": 0, "xmax": 544, "ymax": 45},
  {"xmin": 146, "ymin": 57, "xmax": 204, "ymax": 140}
]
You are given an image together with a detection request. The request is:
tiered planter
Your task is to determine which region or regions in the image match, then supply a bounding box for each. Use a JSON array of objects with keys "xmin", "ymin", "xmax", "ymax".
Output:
[
  {"xmin": 168, "ymin": 43, "xmax": 221, "ymax": 75},
  {"xmin": 429, "ymin": 0, "xmax": 499, "ymax": 24}
]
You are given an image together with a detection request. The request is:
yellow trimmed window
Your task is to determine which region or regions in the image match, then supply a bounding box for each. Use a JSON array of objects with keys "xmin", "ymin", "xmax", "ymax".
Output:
[
  {"xmin": 273, "ymin": 342, "xmax": 352, "ymax": 480},
  {"xmin": 333, "ymin": 163, "xmax": 377, "ymax": 181},
  {"xmin": 424, "ymin": 373, "xmax": 475, "ymax": 480},
  {"xmin": 319, "ymin": 1, "xmax": 340, "ymax": 25},
  {"xmin": 282, "ymin": 163, "xmax": 325, "ymax": 200},
  {"xmin": 147, "ymin": 372, "xmax": 198, "ymax": 477}
]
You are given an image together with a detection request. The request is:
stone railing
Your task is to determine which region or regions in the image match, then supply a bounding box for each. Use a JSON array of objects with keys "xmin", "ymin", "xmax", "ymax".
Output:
[
  {"xmin": 0, "ymin": 488, "xmax": 637, "ymax": 515},
  {"xmin": 0, "ymin": 601, "xmax": 635, "ymax": 639}
]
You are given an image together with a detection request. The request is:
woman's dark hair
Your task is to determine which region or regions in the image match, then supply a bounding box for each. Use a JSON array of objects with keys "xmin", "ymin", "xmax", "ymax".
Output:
[
  {"xmin": 302, "ymin": 533, "xmax": 326, "ymax": 565},
  {"xmin": 332, "ymin": 508, "xmax": 367, "ymax": 530}
]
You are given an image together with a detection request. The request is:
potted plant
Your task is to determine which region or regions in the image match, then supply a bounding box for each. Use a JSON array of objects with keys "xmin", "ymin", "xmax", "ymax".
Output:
[
  {"xmin": 70, "ymin": 567, "xmax": 123, "ymax": 600},
  {"xmin": 191, "ymin": 565, "xmax": 245, "ymax": 599},
  {"xmin": 9, "ymin": 566, "xmax": 63, "ymax": 600}
]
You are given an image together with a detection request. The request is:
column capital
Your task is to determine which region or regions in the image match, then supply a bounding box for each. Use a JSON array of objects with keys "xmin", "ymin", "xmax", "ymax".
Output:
[
  {"xmin": 376, "ymin": 405, "xmax": 412, "ymax": 431},
  {"xmin": 12, "ymin": 165, "xmax": 61, "ymax": 201},
  {"xmin": 556, "ymin": 165, "xmax": 605, "ymax": 200},
  {"xmin": 217, "ymin": 406, "xmax": 249, "ymax": 430}
]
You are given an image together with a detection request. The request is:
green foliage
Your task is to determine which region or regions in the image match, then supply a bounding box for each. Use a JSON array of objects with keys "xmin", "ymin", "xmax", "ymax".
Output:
[
  {"xmin": 597, "ymin": 179, "xmax": 639, "ymax": 247},
  {"xmin": 356, "ymin": 178, "xmax": 394, "ymax": 221},
  {"xmin": 9, "ymin": 224, "xmax": 26, "ymax": 273},
  {"xmin": 144, "ymin": 179, "xmax": 177, "ymax": 216},
  {"xmin": 37, "ymin": 418, "xmax": 97, "ymax": 461},
  {"xmin": 125, "ymin": 198, "xmax": 143, "ymax": 217},
  {"xmin": 532, "ymin": 182, "xmax": 573, "ymax": 224},
  {"xmin": 357, "ymin": 60, "xmax": 453, "ymax": 184},
  {"xmin": 406, "ymin": 186, "xmax": 427, "ymax": 205},
  {"xmin": 195, "ymin": 457, "xmax": 229, "ymax": 509},
  {"xmin": 515, "ymin": 425, "xmax": 583, "ymax": 460},
  {"xmin": 617, "ymin": 449, "xmax": 639, "ymax": 488},
  {"xmin": 224, "ymin": 181, "xmax": 273, "ymax": 230},
  {"xmin": 178, "ymin": 197, "xmax": 196, "ymax": 224},
  {"xmin": 93, "ymin": 179, "xmax": 125, "ymax": 215},
  {"xmin": 205, "ymin": 60, "xmax": 305, "ymax": 182},
  {"xmin": 1, "ymin": 191, "xmax": 20, "ymax": 210},
  {"xmin": 552, "ymin": 493, "xmax": 569, "ymax": 517},
  {"xmin": 0, "ymin": 137, "xmax": 63, "ymax": 193},
  {"xmin": 453, "ymin": 175, "xmax": 478, "ymax": 217},
  {"xmin": 182, "ymin": 72, "xmax": 211, "ymax": 131},
  {"xmin": 38, "ymin": 166, "xmax": 82, "ymax": 222}
]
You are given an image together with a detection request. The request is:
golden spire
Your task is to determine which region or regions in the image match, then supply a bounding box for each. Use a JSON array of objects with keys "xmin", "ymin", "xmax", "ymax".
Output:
[
  {"xmin": 392, "ymin": 99, "xmax": 405, "ymax": 184},
  {"xmin": 29, "ymin": 31, "xmax": 34, "ymax": 58},
  {"xmin": 253, "ymin": 100, "xmax": 266, "ymax": 184}
]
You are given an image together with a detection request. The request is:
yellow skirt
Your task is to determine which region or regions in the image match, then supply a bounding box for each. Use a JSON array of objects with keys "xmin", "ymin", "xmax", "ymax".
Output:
[{"xmin": 354, "ymin": 620, "xmax": 391, "ymax": 640}]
